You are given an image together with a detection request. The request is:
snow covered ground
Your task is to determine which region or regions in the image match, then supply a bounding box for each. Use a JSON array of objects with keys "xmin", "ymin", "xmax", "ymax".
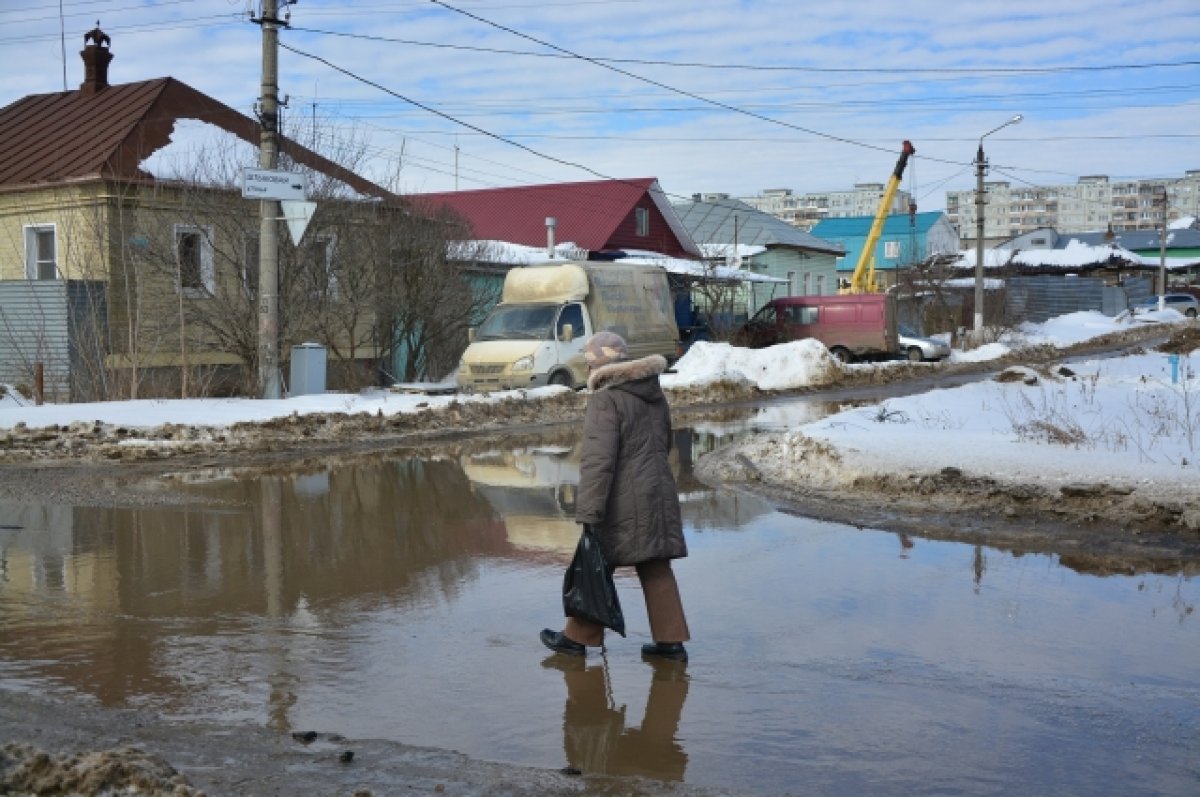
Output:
[{"xmin": 1, "ymin": 310, "xmax": 1197, "ymax": 492}]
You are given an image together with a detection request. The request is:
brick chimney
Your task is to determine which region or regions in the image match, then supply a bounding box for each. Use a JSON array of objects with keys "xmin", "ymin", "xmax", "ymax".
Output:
[{"xmin": 80, "ymin": 23, "xmax": 113, "ymax": 96}]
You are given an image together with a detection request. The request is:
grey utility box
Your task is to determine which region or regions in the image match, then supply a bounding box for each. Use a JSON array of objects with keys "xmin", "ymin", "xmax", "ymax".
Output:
[{"xmin": 289, "ymin": 342, "xmax": 327, "ymax": 397}]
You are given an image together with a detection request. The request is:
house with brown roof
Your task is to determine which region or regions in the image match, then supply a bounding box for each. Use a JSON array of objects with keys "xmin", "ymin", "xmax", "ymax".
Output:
[{"xmin": 0, "ymin": 27, "xmax": 450, "ymax": 401}]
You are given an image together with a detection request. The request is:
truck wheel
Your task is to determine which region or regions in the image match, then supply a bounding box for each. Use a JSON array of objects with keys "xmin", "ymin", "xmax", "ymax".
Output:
[
  {"xmin": 1187, "ymin": 308, "xmax": 1197, "ymax": 318},
  {"xmin": 549, "ymin": 371, "xmax": 574, "ymax": 388},
  {"xmin": 906, "ymin": 347, "xmax": 924, "ymax": 362},
  {"xmin": 829, "ymin": 347, "xmax": 852, "ymax": 364}
]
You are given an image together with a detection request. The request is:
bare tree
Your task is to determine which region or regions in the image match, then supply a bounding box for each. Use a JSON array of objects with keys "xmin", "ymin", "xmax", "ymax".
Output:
[
  {"xmin": 2, "ymin": 115, "xmax": 494, "ymax": 399},
  {"xmin": 373, "ymin": 210, "xmax": 499, "ymax": 383}
]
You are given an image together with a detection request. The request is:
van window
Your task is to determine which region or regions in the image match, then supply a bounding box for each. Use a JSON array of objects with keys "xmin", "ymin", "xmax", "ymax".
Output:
[
  {"xmin": 751, "ymin": 305, "xmax": 778, "ymax": 325},
  {"xmin": 557, "ymin": 303, "xmax": 584, "ymax": 339},
  {"xmin": 787, "ymin": 305, "xmax": 819, "ymax": 324}
]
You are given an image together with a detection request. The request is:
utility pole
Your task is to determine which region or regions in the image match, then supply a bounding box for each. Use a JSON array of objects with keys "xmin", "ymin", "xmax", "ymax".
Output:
[
  {"xmin": 973, "ymin": 145, "xmax": 987, "ymax": 338},
  {"xmin": 1157, "ymin": 186, "xmax": 1168, "ymax": 308},
  {"xmin": 256, "ymin": 0, "xmax": 283, "ymax": 399},
  {"xmin": 973, "ymin": 114, "xmax": 1022, "ymax": 337}
]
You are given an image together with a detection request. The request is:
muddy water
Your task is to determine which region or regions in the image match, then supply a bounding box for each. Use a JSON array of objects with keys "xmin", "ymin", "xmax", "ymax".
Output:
[{"xmin": 1, "ymin": 417, "xmax": 1198, "ymax": 795}]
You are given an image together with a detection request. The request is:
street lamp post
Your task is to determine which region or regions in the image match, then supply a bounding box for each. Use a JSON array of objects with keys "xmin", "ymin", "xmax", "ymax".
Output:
[{"xmin": 973, "ymin": 114, "xmax": 1023, "ymax": 338}]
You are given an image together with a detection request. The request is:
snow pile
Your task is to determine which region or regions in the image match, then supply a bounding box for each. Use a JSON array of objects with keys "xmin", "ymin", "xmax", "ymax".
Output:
[
  {"xmin": 799, "ymin": 349, "xmax": 1199, "ymax": 490},
  {"xmin": 662, "ymin": 339, "xmax": 839, "ymax": 391}
]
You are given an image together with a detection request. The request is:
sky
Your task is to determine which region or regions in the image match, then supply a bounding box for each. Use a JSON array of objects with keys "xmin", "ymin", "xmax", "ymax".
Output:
[
  {"xmin": 2, "ymin": 308, "xmax": 1196, "ymax": 492},
  {"xmin": 3, "ymin": 1, "xmax": 1199, "ymax": 209}
]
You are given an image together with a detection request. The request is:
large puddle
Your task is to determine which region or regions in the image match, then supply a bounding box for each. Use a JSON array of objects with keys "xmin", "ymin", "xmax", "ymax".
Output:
[{"xmin": 1, "ymin": 413, "xmax": 1197, "ymax": 794}]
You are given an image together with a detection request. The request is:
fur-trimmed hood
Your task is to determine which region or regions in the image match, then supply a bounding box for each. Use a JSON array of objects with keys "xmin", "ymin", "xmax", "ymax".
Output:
[{"xmin": 587, "ymin": 354, "xmax": 668, "ymax": 393}]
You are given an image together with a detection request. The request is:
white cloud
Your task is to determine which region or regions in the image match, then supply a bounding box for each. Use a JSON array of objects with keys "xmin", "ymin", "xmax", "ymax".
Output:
[{"xmin": 2, "ymin": 1, "xmax": 1197, "ymax": 205}]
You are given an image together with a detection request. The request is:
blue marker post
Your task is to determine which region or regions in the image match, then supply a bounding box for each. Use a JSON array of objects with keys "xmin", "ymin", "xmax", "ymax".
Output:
[{"xmin": 1168, "ymin": 353, "xmax": 1180, "ymax": 384}]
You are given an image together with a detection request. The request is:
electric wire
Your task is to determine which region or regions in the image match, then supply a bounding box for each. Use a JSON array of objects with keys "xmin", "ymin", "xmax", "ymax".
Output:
[
  {"xmin": 424, "ymin": 0, "xmax": 959, "ymax": 163},
  {"xmin": 288, "ymin": 24, "xmax": 1200, "ymax": 76}
]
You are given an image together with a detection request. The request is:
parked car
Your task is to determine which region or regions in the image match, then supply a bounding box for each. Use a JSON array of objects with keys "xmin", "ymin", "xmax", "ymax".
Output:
[
  {"xmin": 1131, "ymin": 294, "xmax": 1199, "ymax": 318},
  {"xmin": 897, "ymin": 323, "xmax": 951, "ymax": 362},
  {"xmin": 733, "ymin": 293, "xmax": 897, "ymax": 363}
]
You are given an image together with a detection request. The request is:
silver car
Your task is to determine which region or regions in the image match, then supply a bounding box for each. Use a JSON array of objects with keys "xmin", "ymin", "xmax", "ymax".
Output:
[
  {"xmin": 1131, "ymin": 294, "xmax": 1199, "ymax": 318},
  {"xmin": 897, "ymin": 323, "xmax": 951, "ymax": 362}
]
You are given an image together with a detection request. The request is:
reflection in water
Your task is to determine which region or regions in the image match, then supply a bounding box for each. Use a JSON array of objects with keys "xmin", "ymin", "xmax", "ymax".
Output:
[
  {"xmin": 0, "ymin": 412, "xmax": 1197, "ymax": 795},
  {"xmin": 0, "ymin": 458, "xmax": 504, "ymax": 707},
  {"xmin": 462, "ymin": 445, "xmax": 581, "ymax": 553},
  {"xmin": 543, "ymin": 655, "xmax": 689, "ymax": 781}
]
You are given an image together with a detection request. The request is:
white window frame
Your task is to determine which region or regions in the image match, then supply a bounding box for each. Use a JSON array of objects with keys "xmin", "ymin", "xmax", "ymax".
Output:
[
  {"xmin": 174, "ymin": 224, "xmax": 215, "ymax": 297},
  {"xmin": 23, "ymin": 223, "xmax": 58, "ymax": 280},
  {"xmin": 884, "ymin": 240, "xmax": 900, "ymax": 259},
  {"xmin": 635, "ymin": 207, "xmax": 649, "ymax": 237},
  {"xmin": 304, "ymin": 234, "xmax": 338, "ymax": 298}
]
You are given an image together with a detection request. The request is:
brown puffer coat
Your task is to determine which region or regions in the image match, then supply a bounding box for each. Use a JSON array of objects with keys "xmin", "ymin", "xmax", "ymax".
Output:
[{"xmin": 575, "ymin": 354, "xmax": 687, "ymax": 566}]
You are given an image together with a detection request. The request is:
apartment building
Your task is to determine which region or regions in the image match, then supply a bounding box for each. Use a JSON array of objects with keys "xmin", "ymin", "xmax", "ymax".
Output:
[
  {"xmin": 946, "ymin": 170, "xmax": 1200, "ymax": 247},
  {"xmin": 738, "ymin": 185, "xmax": 914, "ymax": 231}
]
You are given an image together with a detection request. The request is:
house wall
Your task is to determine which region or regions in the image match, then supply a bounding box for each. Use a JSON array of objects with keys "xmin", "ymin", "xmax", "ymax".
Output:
[
  {"xmin": 827, "ymin": 232, "xmax": 915, "ymax": 281},
  {"xmin": 0, "ymin": 280, "xmax": 72, "ymax": 399},
  {"xmin": 1, "ymin": 179, "xmax": 397, "ymax": 397},
  {"xmin": 745, "ymin": 248, "xmax": 840, "ymax": 314},
  {"xmin": 815, "ymin": 214, "xmax": 959, "ymax": 283},
  {"xmin": 926, "ymin": 217, "xmax": 961, "ymax": 256},
  {"xmin": 0, "ymin": 280, "xmax": 106, "ymax": 402},
  {"xmin": 606, "ymin": 201, "xmax": 692, "ymax": 258},
  {"xmin": 997, "ymin": 228, "xmax": 1060, "ymax": 251},
  {"xmin": 0, "ymin": 183, "xmax": 114, "ymax": 281}
]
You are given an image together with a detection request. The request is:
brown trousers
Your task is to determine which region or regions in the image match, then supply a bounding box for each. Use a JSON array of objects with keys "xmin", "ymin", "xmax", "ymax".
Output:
[{"xmin": 564, "ymin": 559, "xmax": 690, "ymax": 647}]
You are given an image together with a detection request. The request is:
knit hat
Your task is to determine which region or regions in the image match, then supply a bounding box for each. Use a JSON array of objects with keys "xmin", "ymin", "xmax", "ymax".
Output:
[{"xmin": 583, "ymin": 330, "xmax": 628, "ymax": 368}]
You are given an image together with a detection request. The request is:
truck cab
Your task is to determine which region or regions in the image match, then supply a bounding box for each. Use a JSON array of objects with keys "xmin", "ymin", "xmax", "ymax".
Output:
[
  {"xmin": 460, "ymin": 301, "xmax": 589, "ymax": 391},
  {"xmin": 457, "ymin": 261, "xmax": 678, "ymax": 393}
]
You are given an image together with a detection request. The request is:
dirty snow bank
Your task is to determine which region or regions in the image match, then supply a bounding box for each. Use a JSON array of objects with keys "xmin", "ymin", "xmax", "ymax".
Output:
[{"xmin": 699, "ymin": 338, "xmax": 1200, "ymax": 534}]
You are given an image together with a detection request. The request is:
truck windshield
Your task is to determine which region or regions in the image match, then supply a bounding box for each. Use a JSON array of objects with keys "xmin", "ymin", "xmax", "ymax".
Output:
[{"xmin": 475, "ymin": 304, "xmax": 558, "ymax": 341}]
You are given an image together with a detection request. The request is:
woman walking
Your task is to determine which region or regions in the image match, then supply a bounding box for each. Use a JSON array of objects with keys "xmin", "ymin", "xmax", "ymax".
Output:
[{"xmin": 541, "ymin": 330, "xmax": 690, "ymax": 662}]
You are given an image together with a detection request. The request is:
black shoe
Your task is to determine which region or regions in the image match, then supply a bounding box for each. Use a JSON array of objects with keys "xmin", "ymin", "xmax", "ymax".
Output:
[
  {"xmin": 641, "ymin": 642, "xmax": 687, "ymax": 662},
  {"xmin": 540, "ymin": 629, "xmax": 585, "ymax": 656}
]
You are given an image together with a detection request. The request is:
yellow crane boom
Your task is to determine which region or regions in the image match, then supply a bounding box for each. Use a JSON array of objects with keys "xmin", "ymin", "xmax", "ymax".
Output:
[{"xmin": 844, "ymin": 140, "xmax": 916, "ymax": 294}]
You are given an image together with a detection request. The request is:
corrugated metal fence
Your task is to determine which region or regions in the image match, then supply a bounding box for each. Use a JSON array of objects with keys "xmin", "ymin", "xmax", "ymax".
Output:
[
  {"xmin": 0, "ymin": 280, "xmax": 107, "ymax": 402},
  {"xmin": 1005, "ymin": 275, "xmax": 1154, "ymax": 323}
]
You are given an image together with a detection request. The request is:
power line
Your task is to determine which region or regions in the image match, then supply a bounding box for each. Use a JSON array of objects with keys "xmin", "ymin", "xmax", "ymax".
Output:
[
  {"xmin": 425, "ymin": 0, "xmax": 908, "ymax": 160},
  {"xmin": 278, "ymin": 40, "xmax": 870, "ymax": 207},
  {"xmin": 289, "ymin": 24, "xmax": 1200, "ymax": 76},
  {"xmin": 278, "ymin": 41, "xmax": 645, "ymax": 188}
]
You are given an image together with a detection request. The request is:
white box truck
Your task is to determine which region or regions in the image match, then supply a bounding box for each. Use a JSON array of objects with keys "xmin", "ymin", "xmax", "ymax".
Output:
[{"xmin": 457, "ymin": 261, "xmax": 679, "ymax": 392}]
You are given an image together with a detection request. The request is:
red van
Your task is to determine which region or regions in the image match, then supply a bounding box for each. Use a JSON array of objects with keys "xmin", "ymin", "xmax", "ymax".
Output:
[{"xmin": 735, "ymin": 293, "xmax": 898, "ymax": 363}]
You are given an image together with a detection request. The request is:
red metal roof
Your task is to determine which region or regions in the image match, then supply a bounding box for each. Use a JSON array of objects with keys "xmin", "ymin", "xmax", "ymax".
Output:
[{"xmin": 413, "ymin": 178, "xmax": 700, "ymax": 258}]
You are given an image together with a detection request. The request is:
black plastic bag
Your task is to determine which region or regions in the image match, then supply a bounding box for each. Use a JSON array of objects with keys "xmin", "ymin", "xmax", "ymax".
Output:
[{"xmin": 562, "ymin": 524, "xmax": 625, "ymax": 637}]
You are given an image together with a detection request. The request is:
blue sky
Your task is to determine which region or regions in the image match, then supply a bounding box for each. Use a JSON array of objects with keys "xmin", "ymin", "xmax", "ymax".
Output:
[{"xmin": 3, "ymin": 0, "xmax": 1199, "ymax": 210}]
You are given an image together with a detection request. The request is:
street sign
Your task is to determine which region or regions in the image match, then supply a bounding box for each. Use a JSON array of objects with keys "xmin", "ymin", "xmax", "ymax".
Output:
[
  {"xmin": 280, "ymin": 200, "xmax": 317, "ymax": 246},
  {"xmin": 242, "ymin": 168, "xmax": 308, "ymax": 201}
]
